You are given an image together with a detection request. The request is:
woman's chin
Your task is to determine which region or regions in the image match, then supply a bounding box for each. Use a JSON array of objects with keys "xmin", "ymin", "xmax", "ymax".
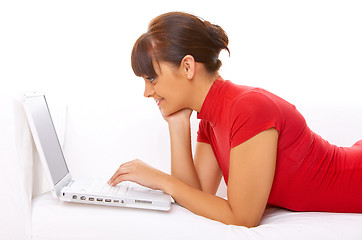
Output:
[
  {"xmin": 160, "ymin": 107, "xmax": 180, "ymax": 117},
  {"xmin": 160, "ymin": 108, "xmax": 172, "ymax": 116}
]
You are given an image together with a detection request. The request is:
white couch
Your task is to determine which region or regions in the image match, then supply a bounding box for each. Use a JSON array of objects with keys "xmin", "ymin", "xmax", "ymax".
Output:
[{"xmin": 1, "ymin": 92, "xmax": 362, "ymax": 240}]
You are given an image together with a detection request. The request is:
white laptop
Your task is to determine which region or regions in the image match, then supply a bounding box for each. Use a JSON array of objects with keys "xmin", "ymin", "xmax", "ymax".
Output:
[{"xmin": 23, "ymin": 92, "xmax": 172, "ymax": 211}]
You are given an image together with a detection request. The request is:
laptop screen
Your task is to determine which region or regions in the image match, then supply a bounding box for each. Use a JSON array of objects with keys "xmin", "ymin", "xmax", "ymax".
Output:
[{"xmin": 25, "ymin": 95, "xmax": 69, "ymax": 185}]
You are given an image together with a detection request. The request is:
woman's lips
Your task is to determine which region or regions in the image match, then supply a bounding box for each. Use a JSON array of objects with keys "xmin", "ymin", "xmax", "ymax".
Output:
[{"xmin": 155, "ymin": 98, "xmax": 164, "ymax": 106}]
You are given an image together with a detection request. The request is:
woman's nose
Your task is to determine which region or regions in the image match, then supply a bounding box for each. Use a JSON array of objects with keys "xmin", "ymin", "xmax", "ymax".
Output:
[{"xmin": 144, "ymin": 82, "xmax": 155, "ymax": 98}]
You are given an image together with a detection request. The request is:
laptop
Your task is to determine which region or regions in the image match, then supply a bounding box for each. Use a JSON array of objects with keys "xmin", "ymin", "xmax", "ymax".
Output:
[{"xmin": 23, "ymin": 92, "xmax": 172, "ymax": 211}]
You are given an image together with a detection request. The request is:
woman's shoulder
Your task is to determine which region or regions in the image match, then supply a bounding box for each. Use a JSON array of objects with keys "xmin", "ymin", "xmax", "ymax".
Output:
[
  {"xmin": 223, "ymin": 80, "xmax": 295, "ymax": 113},
  {"xmin": 225, "ymin": 83, "xmax": 279, "ymax": 112}
]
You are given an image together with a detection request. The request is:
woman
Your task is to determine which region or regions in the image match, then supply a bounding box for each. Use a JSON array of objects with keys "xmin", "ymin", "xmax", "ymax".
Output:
[{"xmin": 108, "ymin": 12, "xmax": 362, "ymax": 227}]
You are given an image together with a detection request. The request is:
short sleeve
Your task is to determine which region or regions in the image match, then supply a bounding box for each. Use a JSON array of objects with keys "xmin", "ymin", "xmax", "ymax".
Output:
[
  {"xmin": 229, "ymin": 92, "xmax": 280, "ymax": 148},
  {"xmin": 197, "ymin": 120, "xmax": 210, "ymax": 144}
]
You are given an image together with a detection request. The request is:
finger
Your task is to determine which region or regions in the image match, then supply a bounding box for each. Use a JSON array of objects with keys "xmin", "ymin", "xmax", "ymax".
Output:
[
  {"xmin": 108, "ymin": 159, "xmax": 143, "ymax": 185},
  {"xmin": 108, "ymin": 165, "xmax": 132, "ymax": 185},
  {"xmin": 119, "ymin": 160, "xmax": 138, "ymax": 168},
  {"xmin": 108, "ymin": 160, "xmax": 138, "ymax": 183},
  {"xmin": 111, "ymin": 173, "xmax": 135, "ymax": 187},
  {"xmin": 108, "ymin": 168, "xmax": 129, "ymax": 185},
  {"xmin": 110, "ymin": 174, "xmax": 127, "ymax": 187}
]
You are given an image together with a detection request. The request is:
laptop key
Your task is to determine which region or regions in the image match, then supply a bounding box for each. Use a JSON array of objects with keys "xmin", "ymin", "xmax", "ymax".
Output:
[
  {"xmin": 101, "ymin": 184, "xmax": 112, "ymax": 194},
  {"xmin": 109, "ymin": 186, "xmax": 119, "ymax": 194}
]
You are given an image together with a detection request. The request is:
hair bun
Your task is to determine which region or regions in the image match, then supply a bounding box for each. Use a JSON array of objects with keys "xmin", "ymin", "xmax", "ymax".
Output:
[
  {"xmin": 204, "ymin": 21, "xmax": 230, "ymax": 55},
  {"xmin": 132, "ymin": 12, "xmax": 230, "ymax": 76}
]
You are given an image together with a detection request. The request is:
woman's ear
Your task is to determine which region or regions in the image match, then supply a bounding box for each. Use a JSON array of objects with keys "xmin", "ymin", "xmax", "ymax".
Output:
[{"xmin": 181, "ymin": 55, "xmax": 195, "ymax": 80}]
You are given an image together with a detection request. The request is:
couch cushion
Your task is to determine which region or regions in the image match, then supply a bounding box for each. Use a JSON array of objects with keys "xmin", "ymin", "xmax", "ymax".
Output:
[
  {"xmin": 0, "ymin": 94, "xmax": 33, "ymax": 240},
  {"xmin": 32, "ymin": 192, "xmax": 362, "ymax": 240},
  {"xmin": 32, "ymin": 192, "xmax": 229, "ymax": 240}
]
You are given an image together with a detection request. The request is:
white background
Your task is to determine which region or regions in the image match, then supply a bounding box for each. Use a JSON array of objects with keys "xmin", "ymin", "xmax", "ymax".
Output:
[{"xmin": 1, "ymin": 0, "xmax": 361, "ymax": 178}]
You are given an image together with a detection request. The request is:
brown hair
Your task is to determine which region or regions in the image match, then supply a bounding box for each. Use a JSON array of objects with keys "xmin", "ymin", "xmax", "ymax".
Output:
[{"xmin": 131, "ymin": 12, "xmax": 230, "ymax": 78}]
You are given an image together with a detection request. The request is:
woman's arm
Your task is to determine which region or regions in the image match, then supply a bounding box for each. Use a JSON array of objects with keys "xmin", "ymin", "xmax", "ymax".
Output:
[
  {"xmin": 194, "ymin": 142, "xmax": 222, "ymax": 195},
  {"xmin": 167, "ymin": 109, "xmax": 201, "ymax": 190},
  {"xmin": 108, "ymin": 128, "xmax": 278, "ymax": 227},
  {"xmin": 167, "ymin": 109, "xmax": 222, "ymax": 194},
  {"xmin": 164, "ymin": 128, "xmax": 278, "ymax": 227},
  {"xmin": 109, "ymin": 108, "xmax": 221, "ymax": 194}
]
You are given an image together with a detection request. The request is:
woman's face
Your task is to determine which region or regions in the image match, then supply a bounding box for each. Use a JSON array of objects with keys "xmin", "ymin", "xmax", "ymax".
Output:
[{"xmin": 143, "ymin": 61, "xmax": 189, "ymax": 116}]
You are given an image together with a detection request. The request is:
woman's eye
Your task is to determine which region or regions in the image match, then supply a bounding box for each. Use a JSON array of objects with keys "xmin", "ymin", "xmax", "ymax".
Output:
[{"xmin": 146, "ymin": 76, "xmax": 156, "ymax": 84}]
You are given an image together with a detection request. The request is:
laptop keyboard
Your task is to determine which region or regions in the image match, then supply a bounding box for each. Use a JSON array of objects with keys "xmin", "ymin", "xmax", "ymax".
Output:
[{"xmin": 81, "ymin": 180, "xmax": 129, "ymax": 196}]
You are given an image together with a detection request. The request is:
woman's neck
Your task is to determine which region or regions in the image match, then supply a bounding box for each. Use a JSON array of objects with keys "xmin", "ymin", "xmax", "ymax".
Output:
[{"xmin": 187, "ymin": 69, "xmax": 219, "ymax": 113}]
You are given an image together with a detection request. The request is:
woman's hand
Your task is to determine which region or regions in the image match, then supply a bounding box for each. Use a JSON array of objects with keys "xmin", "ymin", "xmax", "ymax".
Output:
[
  {"xmin": 161, "ymin": 108, "xmax": 193, "ymax": 126},
  {"xmin": 107, "ymin": 159, "xmax": 169, "ymax": 191}
]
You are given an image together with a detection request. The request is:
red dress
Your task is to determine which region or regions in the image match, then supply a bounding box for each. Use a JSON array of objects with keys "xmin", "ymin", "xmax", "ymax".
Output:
[{"xmin": 197, "ymin": 76, "xmax": 362, "ymax": 212}]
